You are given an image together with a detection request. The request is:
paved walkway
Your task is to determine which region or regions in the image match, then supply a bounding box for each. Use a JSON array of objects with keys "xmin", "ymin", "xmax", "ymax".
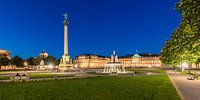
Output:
[{"xmin": 168, "ymin": 71, "xmax": 200, "ymax": 100}]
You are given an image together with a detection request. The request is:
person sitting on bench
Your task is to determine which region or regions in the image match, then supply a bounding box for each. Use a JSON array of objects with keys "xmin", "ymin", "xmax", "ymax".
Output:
[{"xmin": 15, "ymin": 73, "xmax": 20, "ymax": 77}]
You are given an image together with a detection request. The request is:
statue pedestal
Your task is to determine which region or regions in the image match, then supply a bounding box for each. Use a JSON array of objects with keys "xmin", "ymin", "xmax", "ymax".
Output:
[{"xmin": 59, "ymin": 55, "xmax": 73, "ymax": 70}]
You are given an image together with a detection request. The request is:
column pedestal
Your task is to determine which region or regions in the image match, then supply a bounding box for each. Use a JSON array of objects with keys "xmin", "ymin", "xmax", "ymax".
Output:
[{"xmin": 59, "ymin": 55, "xmax": 73, "ymax": 70}]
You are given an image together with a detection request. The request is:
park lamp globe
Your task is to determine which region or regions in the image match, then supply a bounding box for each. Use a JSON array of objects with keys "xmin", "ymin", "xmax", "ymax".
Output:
[{"xmin": 24, "ymin": 61, "xmax": 28, "ymax": 67}]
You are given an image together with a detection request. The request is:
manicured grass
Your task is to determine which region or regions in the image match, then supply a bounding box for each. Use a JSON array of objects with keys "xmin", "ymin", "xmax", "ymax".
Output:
[
  {"xmin": 126, "ymin": 68, "xmax": 166, "ymax": 74},
  {"xmin": 27, "ymin": 73, "xmax": 74, "ymax": 79},
  {"xmin": 0, "ymin": 73, "xmax": 74, "ymax": 80},
  {"xmin": 180, "ymin": 70, "xmax": 190, "ymax": 74},
  {"xmin": 0, "ymin": 76, "xmax": 10, "ymax": 80},
  {"xmin": 0, "ymin": 76, "xmax": 180, "ymax": 100}
]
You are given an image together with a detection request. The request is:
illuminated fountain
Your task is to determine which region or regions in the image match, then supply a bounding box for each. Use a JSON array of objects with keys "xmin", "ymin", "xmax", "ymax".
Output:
[{"xmin": 103, "ymin": 50, "xmax": 126, "ymax": 74}]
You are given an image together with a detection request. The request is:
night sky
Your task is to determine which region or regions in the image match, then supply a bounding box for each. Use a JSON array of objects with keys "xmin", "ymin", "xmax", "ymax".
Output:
[{"xmin": 0, "ymin": 0, "xmax": 181, "ymax": 59}]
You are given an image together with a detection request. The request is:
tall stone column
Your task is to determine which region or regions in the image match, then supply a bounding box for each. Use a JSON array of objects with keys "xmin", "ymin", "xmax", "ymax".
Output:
[
  {"xmin": 62, "ymin": 13, "xmax": 70, "ymax": 63},
  {"xmin": 64, "ymin": 22, "xmax": 68, "ymax": 56},
  {"xmin": 59, "ymin": 13, "xmax": 73, "ymax": 70}
]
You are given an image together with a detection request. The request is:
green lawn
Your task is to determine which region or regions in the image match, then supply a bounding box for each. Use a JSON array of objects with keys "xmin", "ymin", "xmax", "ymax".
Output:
[
  {"xmin": 0, "ymin": 73, "xmax": 74, "ymax": 80},
  {"xmin": 27, "ymin": 73, "xmax": 74, "ymax": 79},
  {"xmin": 126, "ymin": 68, "xmax": 166, "ymax": 74},
  {"xmin": 0, "ymin": 75, "xmax": 180, "ymax": 100},
  {"xmin": 0, "ymin": 76, "xmax": 10, "ymax": 80}
]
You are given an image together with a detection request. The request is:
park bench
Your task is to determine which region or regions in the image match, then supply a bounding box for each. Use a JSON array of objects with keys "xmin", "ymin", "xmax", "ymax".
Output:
[
  {"xmin": 21, "ymin": 74, "xmax": 30, "ymax": 80},
  {"xmin": 10, "ymin": 73, "xmax": 30, "ymax": 81}
]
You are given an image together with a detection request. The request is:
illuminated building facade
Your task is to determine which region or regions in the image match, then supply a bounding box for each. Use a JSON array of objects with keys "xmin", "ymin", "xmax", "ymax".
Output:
[
  {"xmin": 0, "ymin": 49, "xmax": 14, "ymax": 70},
  {"xmin": 0, "ymin": 49, "xmax": 11, "ymax": 59},
  {"xmin": 73, "ymin": 54, "xmax": 110, "ymax": 68},
  {"xmin": 119, "ymin": 54, "xmax": 162, "ymax": 68},
  {"xmin": 73, "ymin": 53, "xmax": 162, "ymax": 68}
]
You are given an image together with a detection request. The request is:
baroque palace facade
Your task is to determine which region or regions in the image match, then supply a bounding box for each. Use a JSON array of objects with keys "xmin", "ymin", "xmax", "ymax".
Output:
[
  {"xmin": 0, "ymin": 49, "xmax": 11, "ymax": 59},
  {"xmin": 0, "ymin": 48, "xmax": 13, "ymax": 70},
  {"xmin": 73, "ymin": 53, "xmax": 162, "ymax": 68}
]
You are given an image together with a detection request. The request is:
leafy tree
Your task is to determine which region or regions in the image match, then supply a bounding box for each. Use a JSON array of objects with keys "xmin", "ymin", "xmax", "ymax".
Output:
[
  {"xmin": 44, "ymin": 56, "xmax": 58, "ymax": 65},
  {"xmin": 195, "ymin": 58, "xmax": 200, "ymax": 68},
  {"xmin": 12, "ymin": 55, "xmax": 24, "ymax": 67},
  {"xmin": 0, "ymin": 57, "xmax": 11, "ymax": 70},
  {"xmin": 29, "ymin": 56, "xmax": 58, "ymax": 66},
  {"xmin": 32, "ymin": 57, "xmax": 42, "ymax": 65},
  {"xmin": 26, "ymin": 57, "xmax": 35, "ymax": 65},
  {"xmin": 161, "ymin": 0, "xmax": 200, "ymax": 68},
  {"xmin": 57, "ymin": 58, "xmax": 61, "ymax": 65}
]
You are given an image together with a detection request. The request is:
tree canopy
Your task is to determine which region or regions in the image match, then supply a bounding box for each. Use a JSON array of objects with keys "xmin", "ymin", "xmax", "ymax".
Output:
[
  {"xmin": 161, "ymin": 0, "xmax": 200, "ymax": 67},
  {"xmin": 44, "ymin": 56, "xmax": 58, "ymax": 65},
  {"xmin": 0, "ymin": 57, "xmax": 11, "ymax": 69},
  {"xmin": 12, "ymin": 55, "xmax": 24, "ymax": 67},
  {"xmin": 26, "ymin": 56, "xmax": 59, "ymax": 66}
]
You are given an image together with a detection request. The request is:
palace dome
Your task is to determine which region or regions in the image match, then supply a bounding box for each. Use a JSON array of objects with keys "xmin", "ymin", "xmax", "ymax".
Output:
[{"xmin": 132, "ymin": 54, "xmax": 141, "ymax": 58}]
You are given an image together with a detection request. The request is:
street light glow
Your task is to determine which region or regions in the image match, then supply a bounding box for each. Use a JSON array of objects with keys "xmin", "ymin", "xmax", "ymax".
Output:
[
  {"xmin": 181, "ymin": 62, "xmax": 188, "ymax": 69},
  {"xmin": 24, "ymin": 61, "xmax": 28, "ymax": 67},
  {"xmin": 48, "ymin": 64, "xmax": 54, "ymax": 69}
]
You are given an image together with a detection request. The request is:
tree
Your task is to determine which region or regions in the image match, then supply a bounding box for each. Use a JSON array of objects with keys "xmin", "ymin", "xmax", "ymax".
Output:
[
  {"xmin": 57, "ymin": 58, "xmax": 61, "ymax": 65},
  {"xmin": 0, "ymin": 57, "xmax": 11, "ymax": 70},
  {"xmin": 161, "ymin": 0, "xmax": 200, "ymax": 69},
  {"xmin": 12, "ymin": 55, "xmax": 24, "ymax": 67},
  {"xmin": 195, "ymin": 58, "xmax": 200, "ymax": 68},
  {"xmin": 32, "ymin": 57, "xmax": 42, "ymax": 65},
  {"xmin": 44, "ymin": 56, "xmax": 58, "ymax": 65},
  {"xmin": 29, "ymin": 56, "xmax": 58, "ymax": 66},
  {"xmin": 26, "ymin": 57, "xmax": 35, "ymax": 65}
]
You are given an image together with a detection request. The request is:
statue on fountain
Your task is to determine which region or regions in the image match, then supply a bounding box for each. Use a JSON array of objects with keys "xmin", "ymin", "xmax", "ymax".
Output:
[{"xmin": 103, "ymin": 50, "xmax": 126, "ymax": 74}]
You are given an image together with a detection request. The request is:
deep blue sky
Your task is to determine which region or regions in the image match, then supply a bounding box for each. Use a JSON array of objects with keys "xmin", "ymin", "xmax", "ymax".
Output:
[{"xmin": 0, "ymin": 0, "xmax": 181, "ymax": 59}]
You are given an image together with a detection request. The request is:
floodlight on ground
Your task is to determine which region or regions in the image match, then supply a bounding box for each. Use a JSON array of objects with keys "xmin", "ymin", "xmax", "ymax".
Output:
[
  {"xmin": 48, "ymin": 63, "xmax": 54, "ymax": 69},
  {"xmin": 74, "ymin": 64, "xmax": 77, "ymax": 68},
  {"xmin": 181, "ymin": 62, "xmax": 188, "ymax": 69},
  {"xmin": 181, "ymin": 62, "xmax": 189, "ymax": 71}
]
